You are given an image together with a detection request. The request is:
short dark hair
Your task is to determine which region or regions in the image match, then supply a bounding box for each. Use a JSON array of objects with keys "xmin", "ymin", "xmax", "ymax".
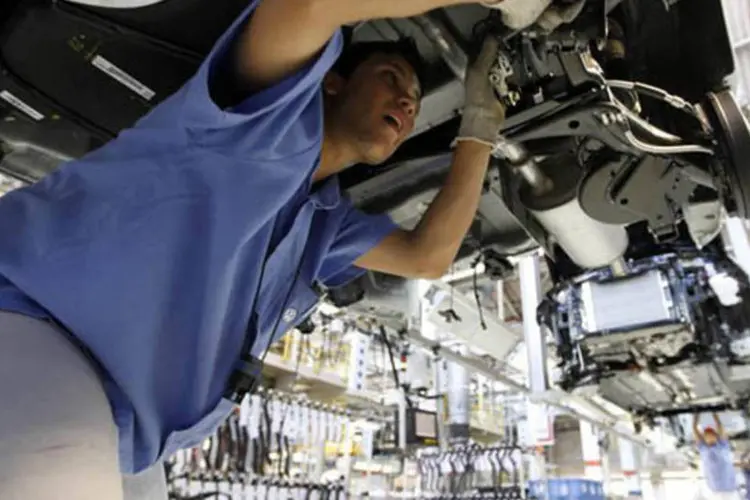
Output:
[{"xmin": 331, "ymin": 37, "xmax": 427, "ymax": 94}]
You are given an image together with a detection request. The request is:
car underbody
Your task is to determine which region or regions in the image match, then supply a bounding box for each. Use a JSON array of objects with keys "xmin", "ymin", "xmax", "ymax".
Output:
[{"xmin": 1, "ymin": 0, "xmax": 750, "ymax": 426}]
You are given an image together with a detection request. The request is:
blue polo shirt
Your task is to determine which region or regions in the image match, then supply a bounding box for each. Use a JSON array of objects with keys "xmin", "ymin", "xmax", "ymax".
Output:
[
  {"xmin": 699, "ymin": 439, "xmax": 738, "ymax": 492},
  {"xmin": 0, "ymin": 1, "xmax": 396, "ymax": 473}
]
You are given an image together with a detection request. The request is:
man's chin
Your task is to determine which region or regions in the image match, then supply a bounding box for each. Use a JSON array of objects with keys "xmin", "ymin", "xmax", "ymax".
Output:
[{"xmin": 359, "ymin": 143, "xmax": 398, "ymax": 166}]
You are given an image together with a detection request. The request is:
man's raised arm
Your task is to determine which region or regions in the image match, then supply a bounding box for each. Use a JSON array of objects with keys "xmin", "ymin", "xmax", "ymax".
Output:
[
  {"xmin": 693, "ymin": 412, "xmax": 703, "ymax": 443},
  {"xmin": 238, "ymin": 0, "xmax": 483, "ymax": 91},
  {"xmin": 713, "ymin": 412, "xmax": 727, "ymax": 440}
]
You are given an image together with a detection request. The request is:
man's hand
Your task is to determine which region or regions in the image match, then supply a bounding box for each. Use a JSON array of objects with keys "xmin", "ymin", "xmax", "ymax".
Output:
[
  {"xmin": 535, "ymin": 0, "xmax": 586, "ymax": 33},
  {"xmin": 357, "ymin": 37, "xmax": 506, "ymax": 278},
  {"xmin": 482, "ymin": 0, "xmax": 552, "ymax": 30},
  {"xmin": 454, "ymin": 37, "xmax": 507, "ymax": 147}
]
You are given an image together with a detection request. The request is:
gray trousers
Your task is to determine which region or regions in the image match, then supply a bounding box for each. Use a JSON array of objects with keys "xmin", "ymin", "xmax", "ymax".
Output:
[{"xmin": 0, "ymin": 311, "xmax": 168, "ymax": 500}]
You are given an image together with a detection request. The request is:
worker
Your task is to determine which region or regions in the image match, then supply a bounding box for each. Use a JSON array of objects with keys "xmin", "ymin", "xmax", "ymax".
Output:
[
  {"xmin": 739, "ymin": 452, "xmax": 750, "ymax": 500},
  {"xmin": 694, "ymin": 412, "xmax": 739, "ymax": 500},
  {"xmin": 0, "ymin": 0, "xmax": 556, "ymax": 497}
]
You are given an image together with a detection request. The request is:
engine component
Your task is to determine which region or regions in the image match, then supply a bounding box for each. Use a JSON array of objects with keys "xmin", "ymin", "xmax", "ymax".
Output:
[
  {"xmin": 542, "ymin": 252, "xmax": 750, "ymax": 393},
  {"xmin": 579, "ymin": 270, "xmax": 680, "ymax": 334},
  {"xmin": 492, "ymin": 138, "xmax": 627, "ymax": 269},
  {"xmin": 579, "ymin": 153, "xmax": 699, "ymax": 239},
  {"xmin": 530, "ymin": 198, "xmax": 628, "ymax": 269},
  {"xmin": 489, "ymin": 31, "xmax": 598, "ymax": 111},
  {"xmin": 492, "ymin": 138, "xmax": 551, "ymax": 193},
  {"xmin": 517, "ymin": 154, "xmax": 628, "ymax": 269}
]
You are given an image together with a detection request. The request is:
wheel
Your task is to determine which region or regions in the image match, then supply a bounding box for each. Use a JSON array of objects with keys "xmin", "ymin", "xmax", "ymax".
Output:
[{"xmin": 702, "ymin": 90, "xmax": 750, "ymax": 219}]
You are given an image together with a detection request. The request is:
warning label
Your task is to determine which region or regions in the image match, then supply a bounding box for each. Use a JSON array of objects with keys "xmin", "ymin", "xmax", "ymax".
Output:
[
  {"xmin": 92, "ymin": 55, "xmax": 155, "ymax": 101},
  {"xmin": 0, "ymin": 90, "xmax": 44, "ymax": 121}
]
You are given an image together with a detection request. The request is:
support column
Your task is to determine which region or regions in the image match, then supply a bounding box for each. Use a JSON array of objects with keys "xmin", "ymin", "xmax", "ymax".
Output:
[
  {"xmin": 580, "ymin": 421, "xmax": 603, "ymax": 481},
  {"xmin": 496, "ymin": 280, "xmax": 505, "ymax": 322},
  {"xmin": 520, "ymin": 253, "xmax": 554, "ymax": 449},
  {"xmin": 528, "ymin": 447, "xmax": 547, "ymax": 481},
  {"xmin": 407, "ymin": 279, "xmax": 424, "ymax": 332},
  {"xmin": 446, "ymin": 345, "xmax": 471, "ymax": 445},
  {"xmin": 649, "ymin": 471, "xmax": 667, "ymax": 500},
  {"xmin": 398, "ymin": 280, "xmax": 426, "ymax": 452},
  {"xmin": 397, "ymin": 390, "xmax": 408, "ymax": 451},
  {"xmin": 619, "ymin": 438, "xmax": 643, "ymax": 498},
  {"xmin": 520, "ymin": 253, "xmax": 552, "ymax": 499},
  {"xmin": 434, "ymin": 356, "xmax": 449, "ymax": 451},
  {"xmin": 600, "ymin": 434, "xmax": 611, "ymax": 494}
]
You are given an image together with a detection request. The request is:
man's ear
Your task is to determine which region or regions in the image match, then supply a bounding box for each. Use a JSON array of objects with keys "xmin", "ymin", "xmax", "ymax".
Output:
[{"xmin": 323, "ymin": 71, "xmax": 346, "ymax": 96}]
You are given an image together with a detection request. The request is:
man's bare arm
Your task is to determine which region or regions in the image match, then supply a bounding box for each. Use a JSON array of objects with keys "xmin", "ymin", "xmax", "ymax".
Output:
[
  {"xmin": 355, "ymin": 141, "xmax": 491, "ymax": 279},
  {"xmin": 713, "ymin": 412, "xmax": 727, "ymax": 439},
  {"xmin": 693, "ymin": 413, "xmax": 703, "ymax": 443},
  {"xmin": 356, "ymin": 38, "xmax": 505, "ymax": 279},
  {"xmin": 238, "ymin": 0, "xmax": 480, "ymax": 92}
]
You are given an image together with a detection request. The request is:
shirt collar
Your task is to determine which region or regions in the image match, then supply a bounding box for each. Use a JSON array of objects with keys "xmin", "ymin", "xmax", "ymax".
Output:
[{"xmin": 308, "ymin": 175, "xmax": 341, "ymax": 210}]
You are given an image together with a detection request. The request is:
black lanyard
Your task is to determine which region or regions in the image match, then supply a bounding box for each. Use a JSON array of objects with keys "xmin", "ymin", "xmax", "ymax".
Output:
[{"xmin": 223, "ymin": 215, "xmax": 308, "ymax": 403}]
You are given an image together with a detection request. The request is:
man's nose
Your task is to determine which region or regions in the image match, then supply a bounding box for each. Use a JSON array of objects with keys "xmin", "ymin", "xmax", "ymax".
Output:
[{"xmin": 398, "ymin": 96, "xmax": 417, "ymax": 117}]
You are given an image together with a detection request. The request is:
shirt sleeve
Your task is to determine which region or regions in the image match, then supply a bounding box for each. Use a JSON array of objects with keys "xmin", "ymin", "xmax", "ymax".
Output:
[
  {"xmin": 138, "ymin": 0, "xmax": 343, "ymax": 160},
  {"xmin": 318, "ymin": 198, "xmax": 399, "ymax": 288}
]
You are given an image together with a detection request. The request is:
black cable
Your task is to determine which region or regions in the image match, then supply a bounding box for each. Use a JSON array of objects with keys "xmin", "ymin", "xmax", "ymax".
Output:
[
  {"xmin": 379, "ymin": 326, "xmax": 413, "ymax": 408},
  {"xmin": 258, "ymin": 253, "xmax": 308, "ymax": 365},
  {"xmin": 472, "ymin": 256, "xmax": 487, "ymax": 330}
]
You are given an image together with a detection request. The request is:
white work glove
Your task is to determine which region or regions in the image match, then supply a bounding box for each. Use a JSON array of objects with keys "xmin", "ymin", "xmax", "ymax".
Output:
[
  {"xmin": 482, "ymin": 0, "xmax": 585, "ymax": 33},
  {"xmin": 535, "ymin": 0, "xmax": 586, "ymax": 33},
  {"xmin": 482, "ymin": 0, "xmax": 553, "ymax": 31},
  {"xmin": 454, "ymin": 37, "xmax": 507, "ymax": 147}
]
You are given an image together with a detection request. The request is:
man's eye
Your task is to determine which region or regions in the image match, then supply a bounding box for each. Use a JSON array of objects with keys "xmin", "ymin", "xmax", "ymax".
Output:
[{"xmin": 384, "ymin": 70, "xmax": 397, "ymax": 85}]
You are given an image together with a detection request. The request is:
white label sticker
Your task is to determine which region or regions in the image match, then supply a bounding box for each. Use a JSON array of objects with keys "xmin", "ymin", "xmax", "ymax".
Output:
[
  {"xmin": 91, "ymin": 55, "xmax": 155, "ymax": 101},
  {"xmin": 0, "ymin": 90, "xmax": 44, "ymax": 121}
]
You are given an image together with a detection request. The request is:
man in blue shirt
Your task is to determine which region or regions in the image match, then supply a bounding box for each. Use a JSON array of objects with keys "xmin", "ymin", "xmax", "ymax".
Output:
[
  {"xmin": 0, "ymin": 0, "xmax": 534, "ymax": 497},
  {"xmin": 694, "ymin": 412, "xmax": 739, "ymax": 500},
  {"xmin": 739, "ymin": 451, "xmax": 750, "ymax": 500}
]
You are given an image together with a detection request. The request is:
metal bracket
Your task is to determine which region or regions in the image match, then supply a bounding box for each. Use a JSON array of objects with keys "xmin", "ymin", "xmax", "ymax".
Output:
[
  {"xmin": 610, "ymin": 156, "xmax": 697, "ymax": 238},
  {"xmin": 579, "ymin": 154, "xmax": 699, "ymax": 238}
]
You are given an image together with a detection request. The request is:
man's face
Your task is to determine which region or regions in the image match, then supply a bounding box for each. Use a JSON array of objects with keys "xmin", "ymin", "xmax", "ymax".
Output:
[
  {"xmin": 324, "ymin": 53, "xmax": 422, "ymax": 165},
  {"xmin": 704, "ymin": 430, "xmax": 719, "ymax": 446}
]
